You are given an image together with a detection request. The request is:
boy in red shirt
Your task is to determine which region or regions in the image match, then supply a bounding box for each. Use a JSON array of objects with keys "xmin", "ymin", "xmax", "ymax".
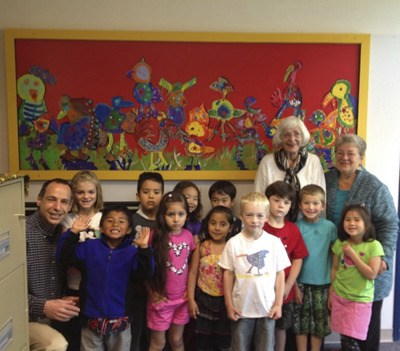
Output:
[{"xmin": 263, "ymin": 181, "xmax": 308, "ymax": 351}]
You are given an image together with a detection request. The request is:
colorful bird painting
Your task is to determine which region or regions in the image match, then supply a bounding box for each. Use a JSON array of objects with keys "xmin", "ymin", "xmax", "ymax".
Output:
[
  {"xmin": 308, "ymin": 110, "xmax": 338, "ymax": 149},
  {"xmin": 17, "ymin": 66, "xmax": 57, "ymax": 169},
  {"xmin": 209, "ymin": 76, "xmax": 235, "ymax": 100},
  {"xmin": 94, "ymin": 96, "xmax": 135, "ymax": 169},
  {"xmin": 126, "ymin": 58, "xmax": 162, "ymax": 121},
  {"xmin": 134, "ymin": 115, "xmax": 170, "ymax": 171},
  {"xmin": 208, "ymin": 77, "xmax": 245, "ymax": 141},
  {"xmin": 307, "ymin": 109, "xmax": 338, "ymax": 170},
  {"xmin": 159, "ymin": 77, "xmax": 197, "ymax": 129},
  {"xmin": 182, "ymin": 105, "xmax": 215, "ymax": 170},
  {"xmin": 56, "ymin": 96, "xmax": 101, "ymax": 164},
  {"xmin": 17, "ymin": 73, "xmax": 47, "ymax": 126},
  {"xmin": 24, "ymin": 113, "xmax": 58, "ymax": 170},
  {"xmin": 233, "ymin": 96, "xmax": 267, "ymax": 170},
  {"xmin": 271, "ymin": 60, "xmax": 303, "ymax": 118},
  {"xmin": 17, "ymin": 66, "xmax": 56, "ymax": 127},
  {"xmin": 322, "ymin": 79, "xmax": 357, "ymax": 133}
]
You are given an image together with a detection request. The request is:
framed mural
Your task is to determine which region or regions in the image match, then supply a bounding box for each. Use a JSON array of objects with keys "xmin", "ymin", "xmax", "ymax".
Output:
[{"xmin": 5, "ymin": 30, "xmax": 370, "ymax": 180}]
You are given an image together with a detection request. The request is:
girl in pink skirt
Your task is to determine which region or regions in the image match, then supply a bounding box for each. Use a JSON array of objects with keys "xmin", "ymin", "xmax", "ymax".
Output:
[{"xmin": 328, "ymin": 204, "xmax": 384, "ymax": 351}]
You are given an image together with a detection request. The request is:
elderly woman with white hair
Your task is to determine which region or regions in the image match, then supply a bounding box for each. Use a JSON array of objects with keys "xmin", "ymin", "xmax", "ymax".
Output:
[{"xmin": 254, "ymin": 116, "xmax": 325, "ymax": 221}]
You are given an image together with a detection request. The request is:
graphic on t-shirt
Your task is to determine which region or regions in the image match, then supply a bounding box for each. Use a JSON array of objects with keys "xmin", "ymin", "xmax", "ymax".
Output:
[
  {"xmin": 340, "ymin": 251, "xmax": 364, "ymax": 269},
  {"xmin": 166, "ymin": 241, "xmax": 191, "ymax": 275},
  {"xmin": 237, "ymin": 250, "xmax": 269, "ymax": 275}
]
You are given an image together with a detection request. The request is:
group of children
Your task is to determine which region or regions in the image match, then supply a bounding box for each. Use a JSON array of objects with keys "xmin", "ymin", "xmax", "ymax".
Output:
[{"xmin": 57, "ymin": 170, "xmax": 384, "ymax": 351}]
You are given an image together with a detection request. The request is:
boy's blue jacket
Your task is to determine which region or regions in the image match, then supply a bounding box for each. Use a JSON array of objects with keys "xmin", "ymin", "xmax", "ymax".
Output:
[{"xmin": 58, "ymin": 230, "xmax": 154, "ymax": 319}]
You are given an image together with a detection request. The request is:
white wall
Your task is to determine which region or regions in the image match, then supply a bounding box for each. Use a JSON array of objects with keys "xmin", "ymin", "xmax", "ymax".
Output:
[{"xmin": 1, "ymin": 0, "xmax": 399, "ymax": 339}]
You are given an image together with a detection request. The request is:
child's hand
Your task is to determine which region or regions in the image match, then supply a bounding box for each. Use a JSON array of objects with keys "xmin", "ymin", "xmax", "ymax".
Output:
[
  {"xmin": 379, "ymin": 260, "xmax": 388, "ymax": 275},
  {"xmin": 269, "ymin": 304, "xmax": 282, "ymax": 320},
  {"xmin": 134, "ymin": 226, "xmax": 150, "ymax": 249},
  {"xmin": 188, "ymin": 300, "xmax": 200, "ymax": 319},
  {"xmin": 148, "ymin": 290, "xmax": 167, "ymax": 304},
  {"xmin": 226, "ymin": 305, "xmax": 241, "ymax": 321},
  {"xmin": 327, "ymin": 287, "xmax": 333, "ymax": 310},
  {"xmin": 343, "ymin": 243, "xmax": 356, "ymax": 260},
  {"xmin": 295, "ymin": 284, "xmax": 303, "ymax": 305},
  {"xmin": 71, "ymin": 216, "xmax": 91, "ymax": 234}
]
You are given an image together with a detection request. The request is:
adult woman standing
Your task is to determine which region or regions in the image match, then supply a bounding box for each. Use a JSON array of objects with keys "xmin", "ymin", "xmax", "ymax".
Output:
[
  {"xmin": 254, "ymin": 116, "xmax": 325, "ymax": 221},
  {"xmin": 325, "ymin": 134, "xmax": 398, "ymax": 351}
]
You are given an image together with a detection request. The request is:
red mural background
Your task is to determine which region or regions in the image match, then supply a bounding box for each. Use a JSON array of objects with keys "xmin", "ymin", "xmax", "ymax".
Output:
[{"xmin": 9, "ymin": 32, "xmax": 364, "ymax": 178}]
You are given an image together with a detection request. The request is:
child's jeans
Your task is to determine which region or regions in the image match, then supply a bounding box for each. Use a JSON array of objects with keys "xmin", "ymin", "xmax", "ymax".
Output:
[
  {"xmin": 231, "ymin": 317, "xmax": 275, "ymax": 351},
  {"xmin": 81, "ymin": 324, "xmax": 131, "ymax": 351}
]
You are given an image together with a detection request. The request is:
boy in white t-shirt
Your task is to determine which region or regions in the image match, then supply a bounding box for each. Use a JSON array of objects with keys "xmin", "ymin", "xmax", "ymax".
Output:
[{"xmin": 219, "ymin": 192, "xmax": 291, "ymax": 351}]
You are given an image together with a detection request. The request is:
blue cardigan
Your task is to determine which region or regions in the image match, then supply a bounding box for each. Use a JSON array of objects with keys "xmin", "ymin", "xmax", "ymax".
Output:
[
  {"xmin": 59, "ymin": 230, "xmax": 154, "ymax": 319},
  {"xmin": 326, "ymin": 167, "xmax": 399, "ymax": 301}
]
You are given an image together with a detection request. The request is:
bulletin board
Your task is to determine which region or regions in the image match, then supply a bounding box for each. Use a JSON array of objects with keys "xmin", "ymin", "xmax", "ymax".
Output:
[{"xmin": 5, "ymin": 29, "xmax": 370, "ymax": 180}]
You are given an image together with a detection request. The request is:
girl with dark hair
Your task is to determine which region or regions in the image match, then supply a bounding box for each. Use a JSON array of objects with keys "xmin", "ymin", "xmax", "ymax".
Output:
[
  {"xmin": 146, "ymin": 191, "xmax": 196, "ymax": 351},
  {"xmin": 187, "ymin": 206, "xmax": 234, "ymax": 351},
  {"xmin": 173, "ymin": 181, "xmax": 203, "ymax": 238},
  {"xmin": 329, "ymin": 204, "xmax": 384, "ymax": 351}
]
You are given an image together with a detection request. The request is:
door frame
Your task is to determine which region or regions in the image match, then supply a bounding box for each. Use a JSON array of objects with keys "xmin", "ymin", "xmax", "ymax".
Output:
[{"xmin": 393, "ymin": 176, "xmax": 400, "ymax": 341}]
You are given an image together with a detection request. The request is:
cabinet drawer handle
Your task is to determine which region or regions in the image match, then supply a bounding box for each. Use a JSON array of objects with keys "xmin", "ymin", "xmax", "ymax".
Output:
[{"xmin": 13, "ymin": 213, "xmax": 26, "ymax": 219}]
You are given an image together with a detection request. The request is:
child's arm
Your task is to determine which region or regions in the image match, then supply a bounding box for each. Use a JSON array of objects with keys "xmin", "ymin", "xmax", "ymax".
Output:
[
  {"xmin": 57, "ymin": 227, "xmax": 84, "ymax": 267},
  {"xmin": 223, "ymin": 269, "xmax": 241, "ymax": 321},
  {"xmin": 284, "ymin": 258, "xmax": 302, "ymax": 300},
  {"xmin": 187, "ymin": 243, "xmax": 201, "ymax": 319},
  {"xmin": 269, "ymin": 269, "xmax": 285, "ymax": 320},
  {"xmin": 328, "ymin": 253, "xmax": 339, "ymax": 310},
  {"xmin": 132, "ymin": 226, "xmax": 155, "ymax": 281},
  {"xmin": 342, "ymin": 244, "xmax": 382, "ymax": 280}
]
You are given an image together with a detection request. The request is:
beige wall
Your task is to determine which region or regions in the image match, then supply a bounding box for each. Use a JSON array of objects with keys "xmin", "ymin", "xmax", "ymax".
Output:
[{"xmin": 1, "ymin": 0, "xmax": 399, "ymax": 339}]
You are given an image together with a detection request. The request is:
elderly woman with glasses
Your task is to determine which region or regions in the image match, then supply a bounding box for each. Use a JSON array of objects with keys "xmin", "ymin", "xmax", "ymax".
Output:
[
  {"xmin": 254, "ymin": 116, "xmax": 325, "ymax": 221},
  {"xmin": 325, "ymin": 133, "xmax": 398, "ymax": 351}
]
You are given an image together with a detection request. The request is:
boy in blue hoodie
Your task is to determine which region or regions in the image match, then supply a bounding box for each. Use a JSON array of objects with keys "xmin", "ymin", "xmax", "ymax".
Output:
[{"xmin": 59, "ymin": 205, "xmax": 154, "ymax": 350}]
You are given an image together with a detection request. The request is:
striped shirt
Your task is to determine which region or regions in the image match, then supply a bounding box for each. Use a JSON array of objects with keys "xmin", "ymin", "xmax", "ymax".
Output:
[{"xmin": 26, "ymin": 211, "xmax": 65, "ymax": 322}]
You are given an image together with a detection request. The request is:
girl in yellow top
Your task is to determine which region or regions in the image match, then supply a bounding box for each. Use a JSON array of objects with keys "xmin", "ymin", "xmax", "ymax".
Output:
[{"xmin": 187, "ymin": 206, "xmax": 234, "ymax": 351}]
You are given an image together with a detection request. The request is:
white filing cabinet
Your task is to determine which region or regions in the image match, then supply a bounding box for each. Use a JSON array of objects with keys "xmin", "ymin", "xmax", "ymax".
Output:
[{"xmin": 0, "ymin": 177, "xmax": 29, "ymax": 350}]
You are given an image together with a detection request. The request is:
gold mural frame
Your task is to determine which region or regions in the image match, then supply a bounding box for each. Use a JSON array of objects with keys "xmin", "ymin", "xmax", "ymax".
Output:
[{"xmin": 5, "ymin": 29, "xmax": 370, "ymax": 180}]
